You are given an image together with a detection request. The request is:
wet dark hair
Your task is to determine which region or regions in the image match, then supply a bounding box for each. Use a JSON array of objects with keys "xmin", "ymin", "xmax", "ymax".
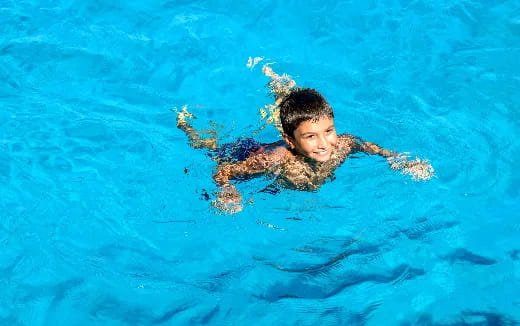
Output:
[{"xmin": 279, "ymin": 88, "xmax": 334, "ymax": 137}]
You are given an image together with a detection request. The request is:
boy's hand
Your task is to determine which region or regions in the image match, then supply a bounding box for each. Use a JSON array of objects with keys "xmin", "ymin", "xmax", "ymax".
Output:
[
  {"xmin": 387, "ymin": 155, "xmax": 434, "ymax": 181},
  {"xmin": 213, "ymin": 185, "xmax": 243, "ymax": 214},
  {"xmin": 176, "ymin": 106, "xmax": 194, "ymax": 129},
  {"xmin": 403, "ymin": 159, "xmax": 434, "ymax": 180}
]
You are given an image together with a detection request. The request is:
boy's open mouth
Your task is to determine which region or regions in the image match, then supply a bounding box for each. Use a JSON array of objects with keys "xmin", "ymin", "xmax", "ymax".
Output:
[{"xmin": 313, "ymin": 149, "xmax": 331, "ymax": 159}]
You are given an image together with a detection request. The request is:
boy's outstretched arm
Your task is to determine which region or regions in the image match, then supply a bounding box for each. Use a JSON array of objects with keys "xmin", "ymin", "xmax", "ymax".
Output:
[
  {"xmin": 176, "ymin": 107, "xmax": 218, "ymax": 149},
  {"xmin": 213, "ymin": 151, "xmax": 281, "ymax": 213},
  {"xmin": 357, "ymin": 140, "xmax": 396, "ymax": 158},
  {"xmin": 343, "ymin": 135, "xmax": 434, "ymax": 180},
  {"xmin": 339, "ymin": 135, "xmax": 396, "ymax": 158},
  {"xmin": 262, "ymin": 64, "xmax": 296, "ymax": 103}
]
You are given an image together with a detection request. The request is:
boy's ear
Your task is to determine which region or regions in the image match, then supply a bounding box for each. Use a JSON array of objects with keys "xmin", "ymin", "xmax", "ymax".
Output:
[{"xmin": 282, "ymin": 133, "xmax": 295, "ymax": 149}]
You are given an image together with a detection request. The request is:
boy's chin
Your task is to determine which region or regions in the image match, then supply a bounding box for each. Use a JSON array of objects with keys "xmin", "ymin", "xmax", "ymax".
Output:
[
  {"xmin": 309, "ymin": 153, "xmax": 332, "ymax": 162},
  {"xmin": 313, "ymin": 157, "xmax": 331, "ymax": 162}
]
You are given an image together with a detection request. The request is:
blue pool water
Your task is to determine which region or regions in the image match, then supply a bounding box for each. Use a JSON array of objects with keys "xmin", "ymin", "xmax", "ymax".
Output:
[{"xmin": 2, "ymin": 0, "xmax": 520, "ymax": 324}]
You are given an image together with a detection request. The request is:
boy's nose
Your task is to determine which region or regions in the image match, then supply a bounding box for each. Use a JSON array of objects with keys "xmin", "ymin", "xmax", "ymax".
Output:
[{"xmin": 317, "ymin": 135, "xmax": 328, "ymax": 148}]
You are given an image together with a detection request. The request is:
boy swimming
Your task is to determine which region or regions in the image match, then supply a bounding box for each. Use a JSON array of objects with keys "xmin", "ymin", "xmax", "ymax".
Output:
[{"xmin": 177, "ymin": 65, "xmax": 433, "ymax": 213}]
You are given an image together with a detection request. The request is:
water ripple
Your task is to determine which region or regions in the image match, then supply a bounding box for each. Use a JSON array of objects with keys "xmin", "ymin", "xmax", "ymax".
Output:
[
  {"xmin": 442, "ymin": 248, "xmax": 497, "ymax": 266},
  {"xmin": 257, "ymin": 264, "xmax": 425, "ymax": 302}
]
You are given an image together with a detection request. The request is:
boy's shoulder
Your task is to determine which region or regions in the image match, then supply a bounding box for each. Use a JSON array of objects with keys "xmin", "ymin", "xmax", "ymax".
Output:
[
  {"xmin": 250, "ymin": 142, "xmax": 296, "ymax": 166},
  {"xmin": 240, "ymin": 142, "xmax": 289, "ymax": 162},
  {"xmin": 337, "ymin": 133, "xmax": 356, "ymax": 142},
  {"xmin": 337, "ymin": 134, "xmax": 358, "ymax": 148},
  {"xmin": 262, "ymin": 143, "xmax": 291, "ymax": 159},
  {"xmin": 334, "ymin": 134, "xmax": 359, "ymax": 157}
]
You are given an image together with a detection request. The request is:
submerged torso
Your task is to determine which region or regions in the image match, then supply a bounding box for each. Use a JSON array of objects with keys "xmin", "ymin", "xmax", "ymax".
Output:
[
  {"xmin": 267, "ymin": 135, "xmax": 357, "ymax": 190},
  {"xmin": 212, "ymin": 135, "xmax": 358, "ymax": 191}
]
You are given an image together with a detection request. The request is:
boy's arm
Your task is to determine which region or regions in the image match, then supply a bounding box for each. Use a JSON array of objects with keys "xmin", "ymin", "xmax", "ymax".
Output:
[
  {"xmin": 213, "ymin": 151, "xmax": 281, "ymax": 213},
  {"xmin": 213, "ymin": 152, "xmax": 276, "ymax": 185},
  {"xmin": 357, "ymin": 140, "xmax": 396, "ymax": 158},
  {"xmin": 341, "ymin": 135, "xmax": 397, "ymax": 158},
  {"xmin": 342, "ymin": 135, "xmax": 434, "ymax": 180}
]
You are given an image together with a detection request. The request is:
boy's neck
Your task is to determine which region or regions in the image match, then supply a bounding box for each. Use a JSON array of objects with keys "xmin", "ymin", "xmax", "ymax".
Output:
[{"xmin": 292, "ymin": 149, "xmax": 326, "ymax": 170}]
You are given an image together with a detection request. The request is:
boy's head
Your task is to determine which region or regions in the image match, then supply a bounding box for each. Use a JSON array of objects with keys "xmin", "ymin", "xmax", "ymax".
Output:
[
  {"xmin": 279, "ymin": 88, "xmax": 338, "ymax": 162},
  {"xmin": 279, "ymin": 88, "xmax": 334, "ymax": 137}
]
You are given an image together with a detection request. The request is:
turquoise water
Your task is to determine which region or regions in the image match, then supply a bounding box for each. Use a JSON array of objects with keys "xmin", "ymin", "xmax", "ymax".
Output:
[{"xmin": 2, "ymin": 0, "xmax": 520, "ymax": 325}]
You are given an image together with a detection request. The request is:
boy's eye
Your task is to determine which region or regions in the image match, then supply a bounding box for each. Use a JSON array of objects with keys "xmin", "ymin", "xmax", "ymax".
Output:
[{"xmin": 305, "ymin": 135, "xmax": 316, "ymax": 139}]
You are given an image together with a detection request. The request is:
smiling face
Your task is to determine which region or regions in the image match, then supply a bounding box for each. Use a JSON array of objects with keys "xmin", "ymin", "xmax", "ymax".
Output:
[{"xmin": 284, "ymin": 116, "xmax": 338, "ymax": 162}]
